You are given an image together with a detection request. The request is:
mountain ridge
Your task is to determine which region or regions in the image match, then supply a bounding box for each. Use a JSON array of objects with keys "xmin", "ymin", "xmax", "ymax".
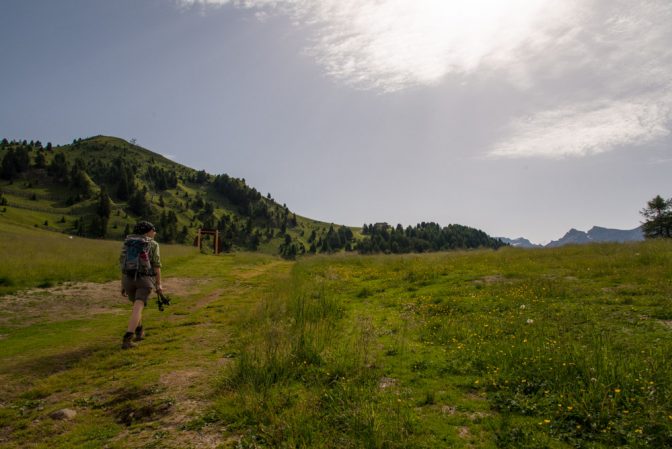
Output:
[
  {"xmin": 500, "ymin": 226, "xmax": 644, "ymax": 248},
  {"xmin": 496, "ymin": 237, "xmax": 542, "ymax": 248},
  {"xmin": 545, "ymin": 226, "xmax": 644, "ymax": 247}
]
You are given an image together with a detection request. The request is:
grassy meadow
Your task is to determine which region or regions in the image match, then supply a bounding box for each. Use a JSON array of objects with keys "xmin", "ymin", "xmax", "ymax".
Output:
[
  {"xmin": 1, "ymin": 222, "xmax": 671, "ymax": 448},
  {"xmin": 0, "ymin": 220, "xmax": 199, "ymax": 295}
]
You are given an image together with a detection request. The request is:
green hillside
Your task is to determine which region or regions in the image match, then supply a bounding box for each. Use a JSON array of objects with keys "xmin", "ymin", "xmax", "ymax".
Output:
[
  {"xmin": 0, "ymin": 136, "xmax": 353, "ymax": 256},
  {"xmin": 0, "ymin": 136, "xmax": 503, "ymax": 257}
]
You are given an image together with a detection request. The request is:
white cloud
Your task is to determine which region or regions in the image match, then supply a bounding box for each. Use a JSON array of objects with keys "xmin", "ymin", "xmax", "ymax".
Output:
[
  {"xmin": 488, "ymin": 0, "xmax": 672, "ymax": 158},
  {"xmin": 489, "ymin": 95, "xmax": 672, "ymax": 158},
  {"xmin": 301, "ymin": 0, "xmax": 571, "ymax": 91},
  {"xmin": 178, "ymin": 0, "xmax": 579, "ymax": 91},
  {"xmin": 177, "ymin": 0, "xmax": 231, "ymax": 6}
]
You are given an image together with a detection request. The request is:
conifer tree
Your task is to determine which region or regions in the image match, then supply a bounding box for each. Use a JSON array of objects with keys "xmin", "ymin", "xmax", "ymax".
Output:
[
  {"xmin": 48, "ymin": 152, "xmax": 69, "ymax": 182},
  {"xmin": 641, "ymin": 195, "xmax": 672, "ymax": 238},
  {"xmin": 0, "ymin": 150, "xmax": 17, "ymax": 180},
  {"xmin": 117, "ymin": 171, "xmax": 131, "ymax": 200},
  {"xmin": 34, "ymin": 150, "xmax": 46, "ymax": 169},
  {"xmin": 129, "ymin": 188, "xmax": 151, "ymax": 218},
  {"xmin": 96, "ymin": 187, "xmax": 112, "ymax": 237}
]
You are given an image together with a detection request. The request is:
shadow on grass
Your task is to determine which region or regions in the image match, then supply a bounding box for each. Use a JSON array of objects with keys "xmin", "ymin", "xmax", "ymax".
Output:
[{"xmin": 2, "ymin": 345, "xmax": 104, "ymax": 378}]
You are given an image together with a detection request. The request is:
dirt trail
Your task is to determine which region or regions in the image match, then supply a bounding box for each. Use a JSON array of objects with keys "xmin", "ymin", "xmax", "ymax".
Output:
[
  {"xmin": 0, "ymin": 278, "xmax": 201, "ymax": 328},
  {"xmin": 0, "ymin": 259, "xmax": 293, "ymax": 449}
]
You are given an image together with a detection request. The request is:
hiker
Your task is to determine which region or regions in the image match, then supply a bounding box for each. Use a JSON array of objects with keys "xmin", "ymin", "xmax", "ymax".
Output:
[{"xmin": 120, "ymin": 221, "xmax": 163, "ymax": 349}]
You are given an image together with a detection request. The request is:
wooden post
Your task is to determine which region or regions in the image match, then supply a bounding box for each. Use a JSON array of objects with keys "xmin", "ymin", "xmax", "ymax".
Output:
[{"xmin": 196, "ymin": 228, "xmax": 220, "ymax": 255}]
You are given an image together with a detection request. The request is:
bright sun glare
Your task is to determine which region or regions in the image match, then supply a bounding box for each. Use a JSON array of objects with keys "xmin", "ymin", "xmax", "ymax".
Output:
[
  {"xmin": 187, "ymin": 0, "xmax": 576, "ymax": 90},
  {"xmin": 297, "ymin": 0, "xmax": 576, "ymax": 90}
]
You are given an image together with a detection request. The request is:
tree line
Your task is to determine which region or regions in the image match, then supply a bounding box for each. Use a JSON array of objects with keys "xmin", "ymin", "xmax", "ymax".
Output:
[{"xmin": 357, "ymin": 222, "xmax": 505, "ymax": 254}]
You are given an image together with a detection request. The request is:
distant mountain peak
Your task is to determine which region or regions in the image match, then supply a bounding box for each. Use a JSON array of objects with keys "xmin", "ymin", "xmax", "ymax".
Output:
[
  {"xmin": 496, "ymin": 237, "xmax": 542, "ymax": 248},
  {"xmin": 501, "ymin": 225, "xmax": 644, "ymax": 249},
  {"xmin": 546, "ymin": 226, "xmax": 643, "ymax": 247}
]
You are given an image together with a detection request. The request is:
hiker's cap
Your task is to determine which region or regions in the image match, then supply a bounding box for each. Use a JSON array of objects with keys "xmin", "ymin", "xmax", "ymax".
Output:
[{"xmin": 133, "ymin": 221, "xmax": 156, "ymax": 235}]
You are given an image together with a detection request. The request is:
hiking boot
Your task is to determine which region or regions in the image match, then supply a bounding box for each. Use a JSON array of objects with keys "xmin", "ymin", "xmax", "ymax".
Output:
[
  {"xmin": 134, "ymin": 325, "xmax": 145, "ymax": 341},
  {"xmin": 121, "ymin": 332, "xmax": 136, "ymax": 349}
]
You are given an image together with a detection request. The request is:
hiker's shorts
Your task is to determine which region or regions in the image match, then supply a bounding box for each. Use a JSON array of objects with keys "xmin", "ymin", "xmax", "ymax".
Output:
[{"xmin": 122, "ymin": 275, "xmax": 153, "ymax": 306}]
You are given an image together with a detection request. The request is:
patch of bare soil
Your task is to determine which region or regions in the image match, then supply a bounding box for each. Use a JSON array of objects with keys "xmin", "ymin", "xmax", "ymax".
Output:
[
  {"xmin": 441, "ymin": 405, "xmax": 457, "ymax": 415},
  {"xmin": 195, "ymin": 289, "xmax": 226, "ymax": 308},
  {"xmin": 0, "ymin": 278, "xmax": 200, "ymax": 328},
  {"xmin": 230, "ymin": 261, "xmax": 286, "ymax": 280},
  {"xmin": 119, "ymin": 368, "xmax": 228, "ymax": 448},
  {"xmin": 662, "ymin": 320, "xmax": 672, "ymax": 329},
  {"xmin": 378, "ymin": 377, "xmax": 397, "ymax": 389},
  {"xmin": 467, "ymin": 411, "xmax": 491, "ymax": 421},
  {"xmin": 160, "ymin": 369, "xmax": 204, "ymax": 392},
  {"xmin": 458, "ymin": 426, "xmax": 470, "ymax": 438},
  {"xmin": 94, "ymin": 368, "xmax": 228, "ymax": 448},
  {"xmin": 472, "ymin": 275, "xmax": 506, "ymax": 286},
  {"xmin": 601, "ymin": 284, "xmax": 637, "ymax": 293}
]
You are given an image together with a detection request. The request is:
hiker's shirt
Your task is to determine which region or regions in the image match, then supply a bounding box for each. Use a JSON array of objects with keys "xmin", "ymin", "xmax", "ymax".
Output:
[{"xmin": 147, "ymin": 238, "xmax": 161, "ymax": 272}]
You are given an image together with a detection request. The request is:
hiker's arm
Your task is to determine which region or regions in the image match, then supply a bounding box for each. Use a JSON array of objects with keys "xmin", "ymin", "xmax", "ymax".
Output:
[
  {"xmin": 149, "ymin": 240, "xmax": 163, "ymax": 291},
  {"xmin": 154, "ymin": 267, "xmax": 162, "ymax": 291}
]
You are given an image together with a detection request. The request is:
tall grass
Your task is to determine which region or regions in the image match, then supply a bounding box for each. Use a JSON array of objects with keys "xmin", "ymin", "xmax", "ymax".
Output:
[
  {"xmin": 217, "ymin": 242, "xmax": 672, "ymax": 448},
  {"xmin": 216, "ymin": 259, "xmax": 419, "ymax": 448}
]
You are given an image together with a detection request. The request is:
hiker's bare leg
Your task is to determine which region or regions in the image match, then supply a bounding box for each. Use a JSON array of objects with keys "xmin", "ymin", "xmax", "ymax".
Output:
[{"xmin": 127, "ymin": 300, "xmax": 145, "ymax": 333}]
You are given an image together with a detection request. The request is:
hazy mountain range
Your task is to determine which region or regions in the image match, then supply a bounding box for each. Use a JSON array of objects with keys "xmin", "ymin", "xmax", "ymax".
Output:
[{"xmin": 499, "ymin": 226, "xmax": 644, "ymax": 248}]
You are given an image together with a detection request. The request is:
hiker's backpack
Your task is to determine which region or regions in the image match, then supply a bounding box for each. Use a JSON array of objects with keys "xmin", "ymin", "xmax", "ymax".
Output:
[{"xmin": 120, "ymin": 235, "xmax": 153, "ymax": 277}]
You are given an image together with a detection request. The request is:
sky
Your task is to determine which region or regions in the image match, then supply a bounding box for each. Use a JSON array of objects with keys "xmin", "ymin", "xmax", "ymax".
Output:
[{"xmin": 1, "ymin": 0, "xmax": 671, "ymax": 244}]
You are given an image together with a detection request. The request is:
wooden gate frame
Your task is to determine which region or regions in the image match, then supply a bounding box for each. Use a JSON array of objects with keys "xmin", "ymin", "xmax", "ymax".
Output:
[{"xmin": 196, "ymin": 228, "xmax": 220, "ymax": 255}]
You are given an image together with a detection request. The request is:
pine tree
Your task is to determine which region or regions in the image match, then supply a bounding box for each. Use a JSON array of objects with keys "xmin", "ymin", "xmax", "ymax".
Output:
[
  {"xmin": 34, "ymin": 150, "xmax": 46, "ymax": 169},
  {"xmin": 641, "ymin": 195, "xmax": 672, "ymax": 238},
  {"xmin": 48, "ymin": 152, "xmax": 69, "ymax": 182},
  {"xmin": 178, "ymin": 225, "xmax": 189, "ymax": 244},
  {"xmin": 0, "ymin": 150, "xmax": 17, "ymax": 180},
  {"xmin": 97, "ymin": 187, "xmax": 112, "ymax": 219},
  {"xmin": 96, "ymin": 187, "xmax": 112, "ymax": 237},
  {"xmin": 129, "ymin": 189, "xmax": 151, "ymax": 218},
  {"xmin": 76, "ymin": 218, "xmax": 86, "ymax": 236},
  {"xmin": 117, "ymin": 171, "xmax": 131, "ymax": 200}
]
